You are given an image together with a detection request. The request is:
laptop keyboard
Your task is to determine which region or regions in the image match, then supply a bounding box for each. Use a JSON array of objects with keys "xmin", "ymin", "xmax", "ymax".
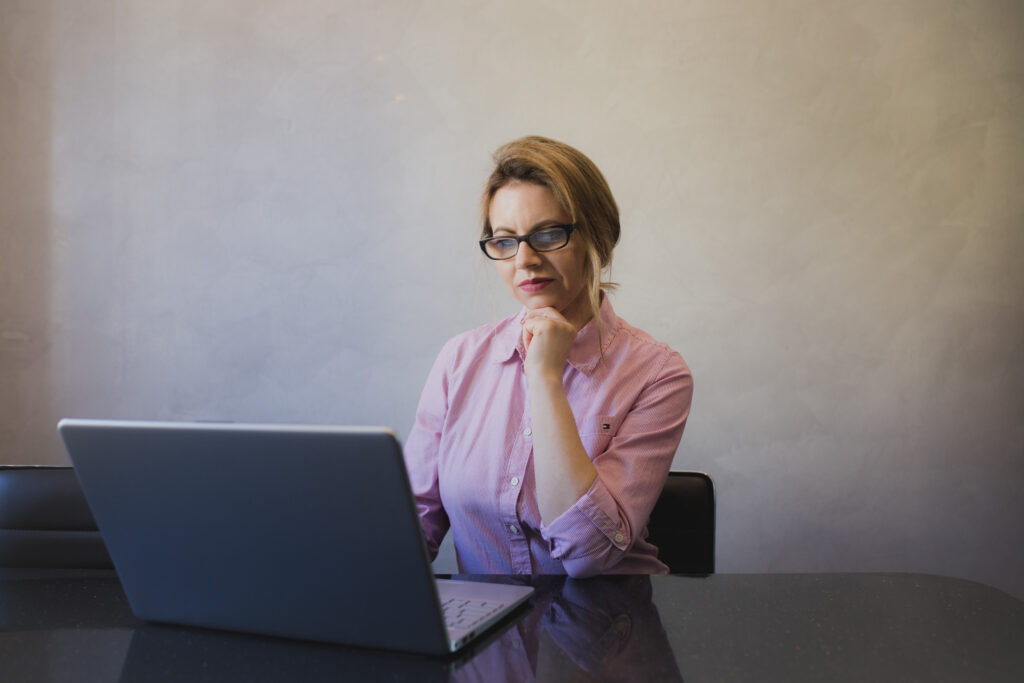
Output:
[{"xmin": 442, "ymin": 597, "xmax": 505, "ymax": 632}]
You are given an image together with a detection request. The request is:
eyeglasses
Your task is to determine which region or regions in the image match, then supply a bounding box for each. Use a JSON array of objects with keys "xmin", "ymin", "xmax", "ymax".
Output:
[{"xmin": 479, "ymin": 224, "xmax": 576, "ymax": 260}]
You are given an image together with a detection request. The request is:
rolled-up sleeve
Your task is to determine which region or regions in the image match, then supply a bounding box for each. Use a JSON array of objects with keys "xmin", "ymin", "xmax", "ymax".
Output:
[
  {"xmin": 539, "ymin": 350, "xmax": 693, "ymax": 577},
  {"xmin": 402, "ymin": 343, "xmax": 454, "ymax": 560}
]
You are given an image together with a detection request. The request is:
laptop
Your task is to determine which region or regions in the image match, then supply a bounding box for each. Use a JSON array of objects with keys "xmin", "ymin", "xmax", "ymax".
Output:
[{"xmin": 57, "ymin": 418, "xmax": 534, "ymax": 656}]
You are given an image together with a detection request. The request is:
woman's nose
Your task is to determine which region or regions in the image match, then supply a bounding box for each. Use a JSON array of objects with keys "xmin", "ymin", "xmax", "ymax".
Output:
[{"xmin": 515, "ymin": 240, "xmax": 542, "ymax": 268}]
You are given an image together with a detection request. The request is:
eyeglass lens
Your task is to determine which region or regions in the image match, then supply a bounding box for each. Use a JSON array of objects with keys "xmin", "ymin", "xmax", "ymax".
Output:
[{"xmin": 483, "ymin": 226, "xmax": 570, "ymax": 259}]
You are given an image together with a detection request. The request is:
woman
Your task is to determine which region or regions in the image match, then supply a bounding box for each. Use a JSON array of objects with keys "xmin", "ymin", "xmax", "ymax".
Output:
[{"xmin": 404, "ymin": 136, "xmax": 693, "ymax": 577}]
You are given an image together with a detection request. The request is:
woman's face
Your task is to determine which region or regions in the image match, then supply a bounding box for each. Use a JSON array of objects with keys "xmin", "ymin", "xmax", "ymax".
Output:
[{"xmin": 488, "ymin": 181, "xmax": 591, "ymax": 328}]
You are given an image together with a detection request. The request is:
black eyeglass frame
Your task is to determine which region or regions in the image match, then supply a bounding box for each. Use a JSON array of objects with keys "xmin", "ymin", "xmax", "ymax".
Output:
[{"xmin": 478, "ymin": 224, "xmax": 577, "ymax": 260}]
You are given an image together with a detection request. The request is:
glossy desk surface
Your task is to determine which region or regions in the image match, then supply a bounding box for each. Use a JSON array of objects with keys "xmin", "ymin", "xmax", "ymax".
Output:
[{"xmin": 1, "ymin": 570, "xmax": 1021, "ymax": 682}]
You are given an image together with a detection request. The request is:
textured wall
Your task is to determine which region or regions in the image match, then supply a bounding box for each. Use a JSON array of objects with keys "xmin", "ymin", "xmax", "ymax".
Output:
[
  {"xmin": 2, "ymin": 1, "xmax": 1022, "ymax": 598},
  {"xmin": 1, "ymin": 1, "xmax": 54, "ymax": 465}
]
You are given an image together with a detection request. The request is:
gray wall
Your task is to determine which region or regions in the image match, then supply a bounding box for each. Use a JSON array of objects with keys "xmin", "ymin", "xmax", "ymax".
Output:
[{"xmin": 3, "ymin": 1, "xmax": 1022, "ymax": 599}]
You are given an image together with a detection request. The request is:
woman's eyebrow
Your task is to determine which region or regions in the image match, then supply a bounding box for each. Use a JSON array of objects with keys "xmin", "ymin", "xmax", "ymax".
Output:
[{"xmin": 491, "ymin": 220, "xmax": 566, "ymax": 236}]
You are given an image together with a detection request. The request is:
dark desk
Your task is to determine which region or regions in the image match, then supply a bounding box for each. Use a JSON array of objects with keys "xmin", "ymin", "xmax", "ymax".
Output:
[{"xmin": 2, "ymin": 570, "xmax": 1021, "ymax": 682}]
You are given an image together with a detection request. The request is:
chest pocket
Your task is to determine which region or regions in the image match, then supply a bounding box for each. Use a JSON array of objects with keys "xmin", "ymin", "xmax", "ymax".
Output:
[{"xmin": 579, "ymin": 415, "xmax": 623, "ymax": 459}]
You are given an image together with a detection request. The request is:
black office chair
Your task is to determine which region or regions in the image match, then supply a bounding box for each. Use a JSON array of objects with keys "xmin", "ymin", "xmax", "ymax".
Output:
[
  {"xmin": 0, "ymin": 466, "xmax": 113, "ymax": 568},
  {"xmin": 647, "ymin": 471, "xmax": 715, "ymax": 574}
]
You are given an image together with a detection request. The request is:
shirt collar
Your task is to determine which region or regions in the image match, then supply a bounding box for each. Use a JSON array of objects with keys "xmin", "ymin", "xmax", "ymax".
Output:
[{"xmin": 489, "ymin": 295, "xmax": 620, "ymax": 376}]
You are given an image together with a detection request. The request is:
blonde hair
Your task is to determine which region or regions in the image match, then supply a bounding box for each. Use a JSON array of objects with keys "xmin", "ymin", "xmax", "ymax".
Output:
[{"xmin": 481, "ymin": 136, "xmax": 620, "ymax": 327}]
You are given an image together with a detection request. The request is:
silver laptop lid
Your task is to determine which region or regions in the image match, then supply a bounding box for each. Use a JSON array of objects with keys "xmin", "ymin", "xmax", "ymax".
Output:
[{"xmin": 58, "ymin": 419, "xmax": 453, "ymax": 654}]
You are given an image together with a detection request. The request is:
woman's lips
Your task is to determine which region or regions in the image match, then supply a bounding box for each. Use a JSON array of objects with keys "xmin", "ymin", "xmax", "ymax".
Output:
[{"xmin": 518, "ymin": 278, "xmax": 554, "ymax": 293}]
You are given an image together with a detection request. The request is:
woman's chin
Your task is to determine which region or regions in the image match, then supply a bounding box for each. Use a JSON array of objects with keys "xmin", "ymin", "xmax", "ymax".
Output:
[{"xmin": 521, "ymin": 298, "xmax": 563, "ymax": 312}]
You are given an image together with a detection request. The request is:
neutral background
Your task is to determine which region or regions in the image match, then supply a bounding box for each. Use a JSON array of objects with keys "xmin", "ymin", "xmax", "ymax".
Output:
[{"xmin": 3, "ymin": 0, "xmax": 1022, "ymax": 599}]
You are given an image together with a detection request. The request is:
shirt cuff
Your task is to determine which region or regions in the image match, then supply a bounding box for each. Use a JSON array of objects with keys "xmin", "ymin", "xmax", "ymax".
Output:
[{"xmin": 540, "ymin": 477, "xmax": 631, "ymax": 560}]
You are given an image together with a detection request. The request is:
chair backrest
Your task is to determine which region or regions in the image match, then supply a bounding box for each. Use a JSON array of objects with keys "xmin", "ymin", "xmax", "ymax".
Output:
[
  {"xmin": 647, "ymin": 471, "xmax": 715, "ymax": 574},
  {"xmin": 0, "ymin": 466, "xmax": 113, "ymax": 568}
]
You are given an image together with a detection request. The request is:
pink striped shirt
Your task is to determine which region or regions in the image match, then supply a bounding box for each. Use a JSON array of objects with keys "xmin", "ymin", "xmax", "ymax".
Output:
[{"xmin": 403, "ymin": 297, "xmax": 693, "ymax": 577}]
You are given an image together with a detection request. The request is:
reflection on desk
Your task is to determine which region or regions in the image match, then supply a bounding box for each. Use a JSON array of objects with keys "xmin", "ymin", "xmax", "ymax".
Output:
[
  {"xmin": 111, "ymin": 575, "xmax": 679, "ymax": 682},
  {"xmin": 1, "ymin": 570, "xmax": 1022, "ymax": 682},
  {"xmin": 453, "ymin": 575, "xmax": 682, "ymax": 682}
]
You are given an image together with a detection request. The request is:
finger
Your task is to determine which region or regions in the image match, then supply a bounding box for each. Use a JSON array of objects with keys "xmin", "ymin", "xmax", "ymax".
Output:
[
  {"xmin": 522, "ymin": 319, "xmax": 560, "ymax": 342},
  {"xmin": 522, "ymin": 316, "xmax": 547, "ymax": 331},
  {"xmin": 524, "ymin": 307, "xmax": 566, "ymax": 322}
]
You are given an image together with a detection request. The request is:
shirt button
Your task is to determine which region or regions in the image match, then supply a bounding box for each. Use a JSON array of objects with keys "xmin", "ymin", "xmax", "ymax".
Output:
[
  {"xmin": 509, "ymin": 525, "xmax": 519, "ymax": 534},
  {"xmin": 614, "ymin": 532, "xmax": 624, "ymax": 543},
  {"xmin": 510, "ymin": 476, "xmax": 520, "ymax": 487},
  {"xmin": 523, "ymin": 427, "xmax": 532, "ymax": 437}
]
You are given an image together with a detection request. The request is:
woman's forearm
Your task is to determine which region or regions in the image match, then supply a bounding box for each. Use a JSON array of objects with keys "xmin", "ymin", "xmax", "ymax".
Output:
[{"xmin": 527, "ymin": 369, "xmax": 597, "ymax": 523}]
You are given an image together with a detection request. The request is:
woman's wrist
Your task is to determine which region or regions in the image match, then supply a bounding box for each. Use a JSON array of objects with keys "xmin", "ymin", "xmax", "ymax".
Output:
[{"xmin": 525, "ymin": 364, "xmax": 565, "ymax": 391}]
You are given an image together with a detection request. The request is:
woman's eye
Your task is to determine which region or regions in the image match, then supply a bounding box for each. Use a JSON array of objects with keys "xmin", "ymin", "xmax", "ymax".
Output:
[
  {"xmin": 488, "ymin": 238, "xmax": 516, "ymax": 256},
  {"xmin": 532, "ymin": 230, "xmax": 561, "ymax": 247}
]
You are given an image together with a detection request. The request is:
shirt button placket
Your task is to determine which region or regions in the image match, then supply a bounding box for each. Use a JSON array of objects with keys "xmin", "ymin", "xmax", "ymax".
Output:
[
  {"xmin": 508, "ymin": 468, "xmax": 529, "ymax": 570},
  {"xmin": 507, "ymin": 418, "xmax": 532, "ymax": 572}
]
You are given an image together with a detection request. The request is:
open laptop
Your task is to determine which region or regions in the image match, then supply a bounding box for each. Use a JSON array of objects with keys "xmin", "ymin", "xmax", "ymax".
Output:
[{"xmin": 57, "ymin": 418, "xmax": 534, "ymax": 656}]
